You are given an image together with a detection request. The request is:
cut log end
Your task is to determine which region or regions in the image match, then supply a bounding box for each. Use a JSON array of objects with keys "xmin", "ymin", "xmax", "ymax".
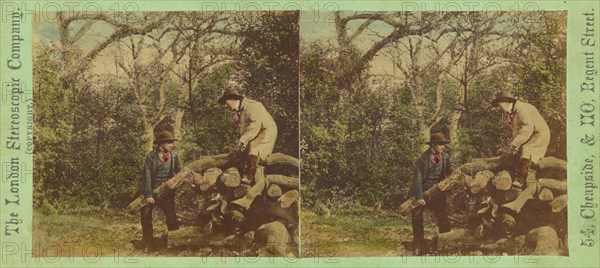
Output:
[
  {"xmin": 526, "ymin": 226, "xmax": 560, "ymax": 255},
  {"xmin": 470, "ymin": 170, "xmax": 494, "ymax": 194},
  {"xmin": 222, "ymin": 167, "xmax": 241, "ymax": 188},
  {"xmin": 492, "ymin": 170, "xmax": 512, "ymax": 191},
  {"xmin": 550, "ymin": 194, "xmax": 567, "ymax": 213},
  {"xmin": 538, "ymin": 188, "xmax": 554, "ymax": 202}
]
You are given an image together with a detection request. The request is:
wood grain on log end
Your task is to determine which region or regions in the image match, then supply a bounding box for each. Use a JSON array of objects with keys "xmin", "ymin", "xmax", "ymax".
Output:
[
  {"xmin": 538, "ymin": 188, "xmax": 554, "ymax": 202},
  {"xmin": 492, "ymin": 170, "xmax": 512, "ymax": 191},
  {"xmin": 470, "ymin": 170, "xmax": 494, "ymax": 194},
  {"xmin": 550, "ymin": 194, "xmax": 567, "ymax": 213},
  {"xmin": 222, "ymin": 167, "xmax": 241, "ymax": 188}
]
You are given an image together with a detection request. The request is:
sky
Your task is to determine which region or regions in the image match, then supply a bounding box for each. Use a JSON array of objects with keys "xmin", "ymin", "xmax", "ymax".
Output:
[
  {"xmin": 32, "ymin": 11, "xmax": 438, "ymax": 80},
  {"xmin": 32, "ymin": 11, "xmax": 562, "ymax": 89},
  {"xmin": 299, "ymin": 11, "xmax": 400, "ymax": 79}
]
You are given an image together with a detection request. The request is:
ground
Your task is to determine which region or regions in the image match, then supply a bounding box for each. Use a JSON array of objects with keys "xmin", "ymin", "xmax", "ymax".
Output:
[
  {"xmin": 33, "ymin": 208, "xmax": 437, "ymax": 258},
  {"xmin": 301, "ymin": 210, "xmax": 438, "ymax": 257},
  {"xmin": 33, "ymin": 208, "xmax": 218, "ymax": 258}
]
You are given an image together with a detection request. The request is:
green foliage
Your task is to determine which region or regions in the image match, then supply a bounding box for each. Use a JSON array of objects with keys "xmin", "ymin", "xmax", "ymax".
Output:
[
  {"xmin": 511, "ymin": 13, "xmax": 567, "ymax": 159},
  {"xmin": 182, "ymin": 65, "xmax": 239, "ymax": 162},
  {"xmin": 301, "ymin": 12, "xmax": 567, "ymax": 211},
  {"xmin": 33, "ymin": 12, "xmax": 301, "ymax": 210},
  {"xmin": 238, "ymin": 11, "xmax": 300, "ymax": 157},
  {"xmin": 301, "ymin": 45, "xmax": 422, "ymax": 209},
  {"xmin": 34, "ymin": 47, "xmax": 149, "ymax": 208}
]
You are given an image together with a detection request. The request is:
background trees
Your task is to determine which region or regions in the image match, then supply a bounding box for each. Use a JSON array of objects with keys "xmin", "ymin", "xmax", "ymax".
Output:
[
  {"xmin": 301, "ymin": 11, "xmax": 567, "ymax": 211},
  {"xmin": 33, "ymin": 10, "xmax": 567, "ymax": 212},
  {"xmin": 33, "ymin": 11, "xmax": 299, "ymax": 209}
]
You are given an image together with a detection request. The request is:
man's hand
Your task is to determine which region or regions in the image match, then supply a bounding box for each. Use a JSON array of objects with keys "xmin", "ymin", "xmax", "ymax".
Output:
[
  {"xmin": 509, "ymin": 144, "xmax": 518, "ymax": 155},
  {"xmin": 499, "ymin": 143, "xmax": 518, "ymax": 156},
  {"xmin": 238, "ymin": 141, "xmax": 247, "ymax": 152},
  {"xmin": 416, "ymin": 199, "xmax": 426, "ymax": 206},
  {"xmin": 145, "ymin": 197, "xmax": 155, "ymax": 204}
]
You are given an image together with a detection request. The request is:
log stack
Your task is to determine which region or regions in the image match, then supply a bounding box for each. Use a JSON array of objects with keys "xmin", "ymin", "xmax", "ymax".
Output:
[
  {"xmin": 400, "ymin": 156, "xmax": 568, "ymax": 256},
  {"xmin": 126, "ymin": 152, "xmax": 300, "ymax": 256}
]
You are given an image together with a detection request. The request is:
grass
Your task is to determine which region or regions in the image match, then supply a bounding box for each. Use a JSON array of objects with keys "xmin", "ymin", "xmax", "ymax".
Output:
[
  {"xmin": 301, "ymin": 210, "xmax": 438, "ymax": 257},
  {"xmin": 33, "ymin": 207, "xmax": 439, "ymax": 257},
  {"xmin": 33, "ymin": 208, "xmax": 173, "ymax": 257}
]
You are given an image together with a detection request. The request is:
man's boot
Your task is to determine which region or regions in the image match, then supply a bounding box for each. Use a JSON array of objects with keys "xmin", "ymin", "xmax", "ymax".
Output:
[
  {"xmin": 229, "ymin": 208, "xmax": 245, "ymax": 234},
  {"xmin": 242, "ymin": 155, "xmax": 260, "ymax": 184},
  {"xmin": 413, "ymin": 237, "xmax": 426, "ymax": 256},
  {"xmin": 132, "ymin": 233, "xmax": 155, "ymax": 249},
  {"xmin": 513, "ymin": 158, "xmax": 532, "ymax": 189}
]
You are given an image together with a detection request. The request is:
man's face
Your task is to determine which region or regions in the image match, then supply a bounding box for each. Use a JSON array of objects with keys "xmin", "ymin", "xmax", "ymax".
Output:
[
  {"xmin": 498, "ymin": 102, "xmax": 511, "ymax": 113},
  {"xmin": 224, "ymin": 99, "xmax": 238, "ymax": 111},
  {"xmin": 160, "ymin": 142, "xmax": 174, "ymax": 152},
  {"xmin": 431, "ymin": 143, "xmax": 445, "ymax": 153}
]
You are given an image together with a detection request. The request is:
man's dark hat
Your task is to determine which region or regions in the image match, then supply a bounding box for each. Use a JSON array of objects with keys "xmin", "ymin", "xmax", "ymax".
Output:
[
  {"xmin": 154, "ymin": 131, "xmax": 178, "ymax": 144},
  {"xmin": 217, "ymin": 89, "xmax": 244, "ymax": 105},
  {"xmin": 427, "ymin": 133, "xmax": 450, "ymax": 145},
  {"xmin": 491, "ymin": 90, "xmax": 517, "ymax": 106}
]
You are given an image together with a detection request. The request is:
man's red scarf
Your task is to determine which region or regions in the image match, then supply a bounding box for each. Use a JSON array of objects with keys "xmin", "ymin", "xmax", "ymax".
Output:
[{"xmin": 160, "ymin": 151, "xmax": 170, "ymax": 163}]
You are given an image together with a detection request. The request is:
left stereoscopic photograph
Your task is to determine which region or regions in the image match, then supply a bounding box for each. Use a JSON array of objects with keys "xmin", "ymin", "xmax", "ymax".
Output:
[{"xmin": 32, "ymin": 11, "xmax": 300, "ymax": 257}]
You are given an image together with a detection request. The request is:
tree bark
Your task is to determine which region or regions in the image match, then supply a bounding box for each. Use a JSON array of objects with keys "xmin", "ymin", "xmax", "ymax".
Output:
[
  {"xmin": 265, "ymin": 174, "xmax": 299, "ymax": 189},
  {"xmin": 399, "ymin": 170, "xmax": 467, "ymax": 215},
  {"xmin": 537, "ymin": 157, "xmax": 567, "ymax": 181},
  {"xmin": 399, "ymin": 155, "xmax": 509, "ymax": 215},
  {"xmin": 458, "ymin": 155, "xmax": 509, "ymax": 175},
  {"xmin": 126, "ymin": 169, "xmax": 197, "ymax": 213},
  {"xmin": 126, "ymin": 153, "xmax": 300, "ymax": 213},
  {"xmin": 538, "ymin": 179, "xmax": 567, "ymax": 193},
  {"xmin": 185, "ymin": 152, "xmax": 300, "ymax": 173}
]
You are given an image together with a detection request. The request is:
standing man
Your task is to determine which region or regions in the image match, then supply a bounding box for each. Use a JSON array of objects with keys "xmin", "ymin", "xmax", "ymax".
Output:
[
  {"xmin": 492, "ymin": 90, "xmax": 550, "ymax": 189},
  {"xmin": 411, "ymin": 133, "xmax": 452, "ymax": 253},
  {"xmin": 138, "ymin": 131, "xmax": 182, "ymax": 248},
  {"xmin": 218, "ymin": 88, "xmax": 278, "ymax": 184}
]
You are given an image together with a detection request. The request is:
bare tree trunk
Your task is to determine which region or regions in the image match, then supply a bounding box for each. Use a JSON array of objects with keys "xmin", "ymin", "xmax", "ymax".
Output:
[
  {"xmin": 448, "ymin": 107, "xmax": 462, "ymax": 156},
  {"xmin": 144, "ymin": 124, "xmax": 155, "ymax": 151},
  {"xmin": 418, "ymin": 125, "xmax": 431, "ymax": 151},
  {"xmin": 173, "ymin": 92, "xmax": 187, "ymax": 155}
]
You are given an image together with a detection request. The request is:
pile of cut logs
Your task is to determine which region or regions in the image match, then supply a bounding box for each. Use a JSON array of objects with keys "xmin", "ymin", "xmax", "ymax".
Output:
[
  {"xmin": 400, "ymin": 155, "xmax": 568, "ymax": 256},
  {"xmin": 127, "ymin": 152, "xmax": 300, "ymax": 257}
]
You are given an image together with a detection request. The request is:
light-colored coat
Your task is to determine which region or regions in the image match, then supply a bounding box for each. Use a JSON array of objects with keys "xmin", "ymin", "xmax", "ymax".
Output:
[
  {"xmin": 238, "ymin": 98, "xmax": 278, "ymax": 160},
  {"xmin": 510, "ymin": 101, "xmax": 551, "ymax": 163}
]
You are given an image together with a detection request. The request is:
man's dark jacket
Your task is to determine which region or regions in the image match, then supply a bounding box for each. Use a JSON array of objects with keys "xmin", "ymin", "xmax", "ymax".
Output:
[
  {"xmin": 412, "ymin": 149, "xmax": 453, "ymax": 200},
  {"xmin": 143, "ymin": 150, "xmax": 182, "ymax": 197}
]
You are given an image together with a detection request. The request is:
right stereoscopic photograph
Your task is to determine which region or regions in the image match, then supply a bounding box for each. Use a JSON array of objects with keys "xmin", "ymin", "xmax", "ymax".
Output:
[{"xmin": 300, "ymin": 11, "xmax": 567, "ymax": 256}]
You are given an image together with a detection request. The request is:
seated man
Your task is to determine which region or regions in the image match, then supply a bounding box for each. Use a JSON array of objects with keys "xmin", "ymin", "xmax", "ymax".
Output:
[
  {"xmin": 218, "ymin": 88, "xmax": 278, "ymax": 184},
  {"xmin": 492, "ymin": 90, "xmax": 550, "ymax": 188}
]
